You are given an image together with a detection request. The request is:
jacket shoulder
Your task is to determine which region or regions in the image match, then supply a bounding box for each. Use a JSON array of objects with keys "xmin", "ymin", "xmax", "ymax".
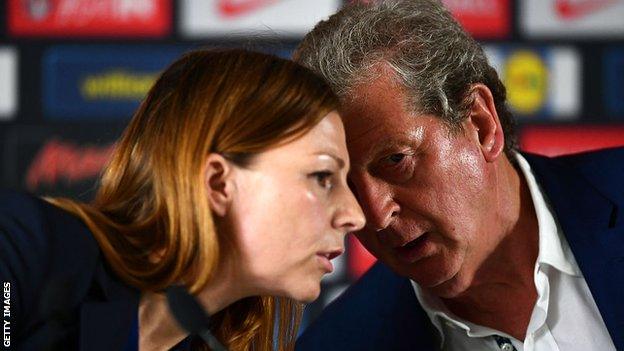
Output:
[
  {"xmin": 523, "ymin": 147, "xmax": 624, "ymax": 203},
  {"xmin": 0, "ymin": 190, "xmax": 100, "ymax": 338},
  {"xmin": 555, "ymin": 147, "xmax": 624, "ymax": 202},
  {"xmin": 0, "ymin": 190, "xmax": 98, "ymax": 267},
  {"xmin": 296, "ymin": 263, "xmax": 436, "ymax": 351},
  {"xmin": 555, "ymin": 147, "xmax": 624, "ymax": 170}
]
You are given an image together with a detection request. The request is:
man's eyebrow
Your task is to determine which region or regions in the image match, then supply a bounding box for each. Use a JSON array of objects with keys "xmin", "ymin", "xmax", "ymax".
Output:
[
  {"xmin": 369, "ymin": 139, "xmax": 416, "ymax": 159},
  {"xmin": 367, "ymin": 128, "xmax": 426, "ymax": 162}
]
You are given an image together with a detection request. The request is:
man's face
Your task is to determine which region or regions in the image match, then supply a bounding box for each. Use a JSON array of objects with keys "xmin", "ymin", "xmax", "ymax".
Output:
[{"xmin": 343, "ymin": 72, "xmax": 502, "ymax": 298}]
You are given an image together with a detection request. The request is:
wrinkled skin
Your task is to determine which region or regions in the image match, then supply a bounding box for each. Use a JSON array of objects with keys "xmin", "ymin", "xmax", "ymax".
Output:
[{"xmin": 342, "ymin": 69, "xmax": 525, "ymax": 299}]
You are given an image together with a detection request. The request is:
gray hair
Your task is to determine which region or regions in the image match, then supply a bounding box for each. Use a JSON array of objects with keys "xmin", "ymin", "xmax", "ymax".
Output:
[{"xmin": 294, "ymin": 0, "xmax": 517, "ymax": 156}]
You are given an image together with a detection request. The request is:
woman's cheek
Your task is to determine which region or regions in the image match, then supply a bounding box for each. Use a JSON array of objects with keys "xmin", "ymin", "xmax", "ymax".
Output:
[{"xmin": 300, "ymin": 189, "xmax": 333, "ymax": 246}]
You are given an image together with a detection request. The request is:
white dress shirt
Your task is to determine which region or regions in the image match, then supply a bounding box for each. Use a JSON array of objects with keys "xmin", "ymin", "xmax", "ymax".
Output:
[{"xmin": 411, "ymin": 153, "xmax": 615, "ymax": 351}]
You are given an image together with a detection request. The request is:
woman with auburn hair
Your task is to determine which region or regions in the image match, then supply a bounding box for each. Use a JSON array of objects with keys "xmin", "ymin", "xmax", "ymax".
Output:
[{"xmin": 0, "ymin": 49, "xmax": 365, "ymax": 350}]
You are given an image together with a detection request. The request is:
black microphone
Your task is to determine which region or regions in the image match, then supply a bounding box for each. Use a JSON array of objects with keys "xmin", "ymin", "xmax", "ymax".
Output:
[{"xmin": 165, "ymin": 285, "xmax": 229, "ymax": 351}]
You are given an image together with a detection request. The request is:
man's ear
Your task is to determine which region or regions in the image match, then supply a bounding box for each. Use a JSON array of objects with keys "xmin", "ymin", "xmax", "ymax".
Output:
[
  {"xmin": 465, "ymin": 84, "xmax": 505, "ymax": 162},
  {"xmin": 204, "ymin": 153, "xmax": 235, "ymax": 217}
]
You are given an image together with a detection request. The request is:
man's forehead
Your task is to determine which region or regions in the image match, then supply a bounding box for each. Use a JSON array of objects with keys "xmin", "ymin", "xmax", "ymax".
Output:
[
  {"xmin": 338, "ymin": 69, "xmax": 430, "ymax": 164},
  {"xmin": 342, "ymin": 64, "xmax": 410, "ymax": 106},
  {"xmin": 344, "ymin": 117, "xmax": 385, "ymax": 143},
  {"xmin": 341, "ymin": 99, "xmax": 425, "ymax": 144},
  {"xmin": 345, "ymin": 123, "xmax": 426, "ymax": 167}
]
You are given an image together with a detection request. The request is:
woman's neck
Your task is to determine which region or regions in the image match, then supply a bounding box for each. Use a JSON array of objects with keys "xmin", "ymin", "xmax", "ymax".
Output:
[
  {"xmin": 138, "ymin": 263, "xmax": 250, "ymax": 351},
  {"xmin": 139, "ymin": 291, "xmax": 188, "ymax": 351}
]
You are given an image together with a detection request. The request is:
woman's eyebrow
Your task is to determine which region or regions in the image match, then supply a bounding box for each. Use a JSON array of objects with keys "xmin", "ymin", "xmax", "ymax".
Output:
[{"xmin": 313, "ymin": 151, "xmax": 345, "ymax": 169}]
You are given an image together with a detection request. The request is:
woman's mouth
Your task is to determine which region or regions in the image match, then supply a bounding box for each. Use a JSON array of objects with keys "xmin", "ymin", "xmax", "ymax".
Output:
[{"xmin": 316, "ymin": 250, "xmax": 343, "ymax": 273}]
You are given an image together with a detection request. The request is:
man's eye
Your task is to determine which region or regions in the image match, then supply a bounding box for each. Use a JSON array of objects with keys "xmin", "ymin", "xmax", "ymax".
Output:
[
  {"xmin": 387, "ymin": 153, "xmax": 406, "ymax": 164},
  {"xmin": 310, "ymin": 171, "xmax": 334, "ymax": 190},
  {"xmin": 373, "ymin": 152, "xmax": 415, "ymax": 184}
]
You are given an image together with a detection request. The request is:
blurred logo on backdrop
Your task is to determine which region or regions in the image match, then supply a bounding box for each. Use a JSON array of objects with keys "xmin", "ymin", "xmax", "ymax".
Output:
[
  {"xmin": 483, "ymin": 45, "xmax": 581, "ymax": 120},
  {"xmin": 8, "ymin": 0, "xmax": 171, "ymax": 37},
  {"xmin": 42, "ymin": 46, "xmax": 190, "ymax": 120},
  {"xmin": 218, "ymin": 0, "xmax": 278, "ymax": 17},
  {"xmin": 603, "ymin": 48, "xmax": 624, "ymax": 118},
  {"xmin": 81, "ymin": 71, "xmax": 155, "ymax": 101},
  {"xmin": 554, "ymin": 0, "xmax": 618, "ymax": 19},
  {"xmin": 503, "ymin": 51, "xmax": 548, "ymax": 115},
  {"xmin": 180, "ymin": 0, "xmax": 341, "ymax": 38},
  {"xmin": 26, "ymin": 140, "xmax": 115, "ymax": 192},
  {"xmin": 1, "ymin": 125, "xmax": 124, "ymax": 200},
  {"xmin": 521, "ymin": 0, "xmax": 624, "ymax": 38},
  {"xmin": 0, "ymin": 47, "xmax": 18, "ymax": 121},
  {"xmin": 441, "ymin": 0, "xmax": 510, "ymax": 39}
]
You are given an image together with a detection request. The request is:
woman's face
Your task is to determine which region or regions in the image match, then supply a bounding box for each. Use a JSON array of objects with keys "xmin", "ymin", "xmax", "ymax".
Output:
[{"xmin": 228, "ymin": 112, "xmax": 365, "ymax": 302}]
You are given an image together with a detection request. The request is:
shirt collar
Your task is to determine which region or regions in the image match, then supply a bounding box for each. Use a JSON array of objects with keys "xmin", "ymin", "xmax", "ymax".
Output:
[
  {"xmin": 412, "ymin": 280, "xmax": 518, "ymax": 347},
  {"xmin": 515, "ymin": 153, "xmax": 581, "ymax": 277}
]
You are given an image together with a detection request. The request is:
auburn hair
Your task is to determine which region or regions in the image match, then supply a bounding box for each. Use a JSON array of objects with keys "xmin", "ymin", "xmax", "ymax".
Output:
[{"xmin": 48, "ymin": 49, "xmax": 339, "ymax": 350}]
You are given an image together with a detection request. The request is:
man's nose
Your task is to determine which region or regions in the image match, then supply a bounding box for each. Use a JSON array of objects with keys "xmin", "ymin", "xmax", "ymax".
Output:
[{"xmin": 350, "ymin": 174, "xmax": 400, "ymax": 231}]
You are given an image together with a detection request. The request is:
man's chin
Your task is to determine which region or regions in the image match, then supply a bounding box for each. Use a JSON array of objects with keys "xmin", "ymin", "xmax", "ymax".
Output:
[
  {"xmin": 419, "ymin": 272, "xmax": 472, "ymax": 299},
  {"xmin": 401, "ymin": 267, "xmax": 469, "ymax": 298}
]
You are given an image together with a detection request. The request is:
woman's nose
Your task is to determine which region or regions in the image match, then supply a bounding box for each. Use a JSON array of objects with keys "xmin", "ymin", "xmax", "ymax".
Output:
[{"xmin": 332, "ymin": 188, "xmax": 366, "ymax": 233}]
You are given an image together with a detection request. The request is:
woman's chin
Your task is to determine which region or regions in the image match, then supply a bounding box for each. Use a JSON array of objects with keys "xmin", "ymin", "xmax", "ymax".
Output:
[{"xmin": 288, "ymin": 283, "xmax": 321, "ymax": 303}]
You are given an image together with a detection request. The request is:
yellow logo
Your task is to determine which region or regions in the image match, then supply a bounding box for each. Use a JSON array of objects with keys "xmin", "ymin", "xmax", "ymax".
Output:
[
  {"xmin": 503, "ymin": 51, "xmax": 548, "ymax": 115},
  {"xmin": 81, "ymin": 70, "xmax": 157, "ymax": 100}
]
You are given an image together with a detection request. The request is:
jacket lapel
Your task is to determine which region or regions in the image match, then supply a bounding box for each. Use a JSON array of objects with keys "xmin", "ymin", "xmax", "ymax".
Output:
[
  {"xmin": 525, "ymin": 153, "xmax": 624, "ymax": 349},
  {"xmin": 297, "ymin": 262, "xmax": 438, "ymax": 350},
  {"xmin": 79, "ymin": 262, "xmax": 140, "ymax": 351},
  {"xmin": 380, "ymin": 273, "xmax": 439, "ymax": 350}
]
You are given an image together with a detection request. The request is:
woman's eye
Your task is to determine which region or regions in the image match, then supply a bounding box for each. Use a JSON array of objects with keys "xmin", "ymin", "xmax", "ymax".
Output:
[{"xmin": 310, "ymin": 171, "xmax": 334, "ymax": 190}]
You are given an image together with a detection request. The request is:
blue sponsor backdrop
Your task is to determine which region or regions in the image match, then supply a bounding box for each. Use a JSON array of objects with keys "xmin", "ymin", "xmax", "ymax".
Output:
[
  {"xmin": 42, "ymin": 45, "xmax": 294, "ymax": 121},
  {"xmin": 43, "ymin": 46, "xmax": 192, "ymax": 120},
  {"xmin": 604, "ymin": 48, "xmax": 624, "ymax": 118},
  {"xmin": 483, "ymin": 45, "xmax": 581, "ymax": 120}
]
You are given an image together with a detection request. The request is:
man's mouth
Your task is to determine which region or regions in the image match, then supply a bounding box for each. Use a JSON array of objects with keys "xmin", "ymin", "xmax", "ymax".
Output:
[{"xmin": 393, "ymin": 233, "xmax": 432, "ymax": 263}]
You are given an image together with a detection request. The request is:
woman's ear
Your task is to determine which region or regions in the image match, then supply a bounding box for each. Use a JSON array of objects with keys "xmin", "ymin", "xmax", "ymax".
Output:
[
  {"xmin": 204, "ymin": 153, "xmax": 235, "ymax": 217},
  {"xmin": 465, "ymin": 84, "xmax": 505, "ymax": 162}
]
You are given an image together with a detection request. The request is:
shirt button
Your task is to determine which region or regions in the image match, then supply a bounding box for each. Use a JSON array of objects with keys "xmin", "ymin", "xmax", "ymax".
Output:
[{"xmin": 500, "ymin": 343, "xmax": 514, "ymax": 351}]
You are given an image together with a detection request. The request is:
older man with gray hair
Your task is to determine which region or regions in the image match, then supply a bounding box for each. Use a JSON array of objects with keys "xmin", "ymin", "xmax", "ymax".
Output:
[{"xmin": 295, "ymin": 1, "xmax": 623, "ymax": 350}]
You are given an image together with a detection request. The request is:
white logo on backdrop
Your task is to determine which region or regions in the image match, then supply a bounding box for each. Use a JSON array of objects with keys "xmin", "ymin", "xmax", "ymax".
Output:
[
  {"xmin": 180, "ymin": 0, "xmax": 340, "ymax": 38},
  {"xmin": 521, "ymin": 0, "xmax": 624, "ymax": 38},
  {"xmin": 0, "ymin": 48, "xmax": 18, "ymax": 120}
]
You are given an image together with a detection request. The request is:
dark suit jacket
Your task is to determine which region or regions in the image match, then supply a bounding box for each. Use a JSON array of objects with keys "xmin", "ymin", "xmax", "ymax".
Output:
[
  {"xmin": 296, "ymin": 149, "xmax": 624, "ymax": 351},
  {"xmin": 0, "ymin": 191, "xmax": 196, "ymax": 350}
]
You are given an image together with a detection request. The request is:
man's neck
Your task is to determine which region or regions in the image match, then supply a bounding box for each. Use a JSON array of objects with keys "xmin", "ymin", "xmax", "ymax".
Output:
[{"xmin": 442, "ymin": 157, "xmax": 540, "ymax": 340}]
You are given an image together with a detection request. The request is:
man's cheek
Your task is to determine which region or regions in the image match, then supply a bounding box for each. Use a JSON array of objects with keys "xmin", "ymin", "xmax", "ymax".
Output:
[{"xmin": 355, "ymin": 233, "xmax": 380, "ymax": 253}]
